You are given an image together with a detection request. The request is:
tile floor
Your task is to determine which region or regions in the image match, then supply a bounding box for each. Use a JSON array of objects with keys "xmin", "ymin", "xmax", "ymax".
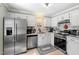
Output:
[{"xmin": 21, "ymin": 48, "xmax": 65, "ymax": 55}]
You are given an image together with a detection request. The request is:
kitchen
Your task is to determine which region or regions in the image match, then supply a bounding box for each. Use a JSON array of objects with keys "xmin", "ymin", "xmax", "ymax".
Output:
[{"xmin": 0, "ymin": 3, "xmax": 79, "ymax": 55}]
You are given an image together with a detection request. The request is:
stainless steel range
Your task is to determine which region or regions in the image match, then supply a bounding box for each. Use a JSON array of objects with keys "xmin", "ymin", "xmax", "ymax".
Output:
[{"xmin": 54, "ymin": 33, "xmax": 67, "ymax": 53}]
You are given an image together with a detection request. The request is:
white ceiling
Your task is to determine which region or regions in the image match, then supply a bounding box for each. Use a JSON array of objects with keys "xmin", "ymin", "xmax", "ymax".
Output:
[{"xmin": 4, "ymin": 3, "xmax": 79, "ymax": 17}]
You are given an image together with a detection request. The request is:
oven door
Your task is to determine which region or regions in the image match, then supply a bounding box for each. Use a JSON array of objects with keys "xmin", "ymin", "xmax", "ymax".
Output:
[{"xmin": 54, "ymin": 37, "xmax": 66, "ymax": 51}]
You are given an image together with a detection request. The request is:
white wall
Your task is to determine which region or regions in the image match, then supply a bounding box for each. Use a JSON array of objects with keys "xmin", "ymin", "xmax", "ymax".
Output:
[{"xmin": 0, "ymin": 5, "xmax": 8, "ymax": 54}]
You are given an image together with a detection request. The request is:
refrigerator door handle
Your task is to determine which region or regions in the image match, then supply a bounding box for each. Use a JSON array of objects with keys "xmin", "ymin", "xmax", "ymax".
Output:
[
  {"xmin": 15, "ymin": 23, "xmax": 17, "ymax": 41},
  {"xmin": 16, "ymin": 24, "xmax": 17, "ymax": 40},
  {"xmin": 14, "ymin": 23, "xmax": 17, "ymax": 54}
]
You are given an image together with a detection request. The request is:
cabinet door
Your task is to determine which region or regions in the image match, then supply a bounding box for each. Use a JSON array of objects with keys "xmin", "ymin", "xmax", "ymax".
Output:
[
  {"xmin": 44, "ymin": 17, "xmax": 51, "ymax": 27},
  {"xmin": 38, "ymin": 34, "xmax": 50, "ymax": 47},
  {"xmin": 67, "ymin": 37, "xmax": 79, "ymax": 55},
  {"xmin": 64, "ymin": 12, "xmax": 70, "ymax": 20},
  {"xmin": 59, "ymin": 13, "xmax": 70, "ymax": 20},
  {"xmin": 51, "ymin": 13, "xmax": 70, "ymax": 27},
  {"xmin": 57, "ymin": 15, "xmax": 64, "ymax": 23},
  {"xmin": 67, "ymin": 37, "xmax": 73, "ymax": 55},
  {"xmin": 44, "ymin": 33, "xmax": 51, "ymax": 45},
  {"xmin": 50, "ymin": 33, "xmax": 54, "ymax": 46},
  {"xmin": 27, "ymin": 16, "xmax": 36, "ymax": 26},
  {"xmin": 38, "ymin": 34, "xmax": 45, "ymax": 46},
  {"xmin": 51, "ymin": 17, "xmax": 58, "ymax": 27},
  {"xmin": 70, "ymin": 9, "xmax": 79, "ymax": 26}
]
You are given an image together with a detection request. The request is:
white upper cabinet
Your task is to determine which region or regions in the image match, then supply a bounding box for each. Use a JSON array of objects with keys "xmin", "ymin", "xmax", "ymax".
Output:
[
  {"xmin": 70, "ymin": 9, "xmax": 79, "ymax": 26},
  {"xmin": 51, "ymin": 14, "xmax": 64, "ymax": 27},
  {"xmin": 57, "ymin": 14, "xmax": 64, "ymax": 22},
  {"xmin": 43, "ymin": 17, "xmax": 51, "ymax": 27},
  {"xmin": 59, "ymin": 14, "xmax": 65, "ymax": 20},
  {"xmin": 58, "ymin": 13, "xmax": 70, "ymax": 20},
  {"xmin": 58, "ymin": 12, "xmax": 70, "ymax": 23},
  {"xmin": 59, "ymin": 13, "xmax": 70, "ymax": 20},
  {"xmin": 64, "ymin": 12, "xmax": 70, "ymax": 20},
  {"xmin": 51, "ymin": 17, "xmax": 58, "ymax": 27},
  {"xmin": 7, "ymin": 13, "xmax": 37, "ymax": 26},
  {"xmin": 51, "ymin": 12, "xmax": 71, "ymax": 27},
  {"xmin": 27, "ymin": 15, "xmax": 36, "ymax": 26}
]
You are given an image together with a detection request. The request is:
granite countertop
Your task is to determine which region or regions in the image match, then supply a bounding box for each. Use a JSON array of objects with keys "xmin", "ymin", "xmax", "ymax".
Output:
[
  {"xmin": 27, "ymin": 33, "xmax": 37, "ymax": 36},
  {"xmin": 27, "ymin": 32, "xmax": 54, "ymax": 36},
  {"xmin": 67, "ymin": 35, "xmax": 79, "ymax": 38}
]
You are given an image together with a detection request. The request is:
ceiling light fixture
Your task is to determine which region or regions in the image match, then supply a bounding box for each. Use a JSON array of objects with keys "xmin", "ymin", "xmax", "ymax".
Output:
[
  {"xmin": 42, "ymin": 3, "xmax": 53, "ymax": 8},
  {"xmin": 45, "ymin": 3, "xmax": 49, "ymax": 7}
]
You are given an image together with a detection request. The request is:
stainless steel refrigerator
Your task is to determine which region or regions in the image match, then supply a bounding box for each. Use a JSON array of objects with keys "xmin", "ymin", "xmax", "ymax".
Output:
[{"xmin": 3, "ymin": 17, "xmax": 27, "ymax": 55}]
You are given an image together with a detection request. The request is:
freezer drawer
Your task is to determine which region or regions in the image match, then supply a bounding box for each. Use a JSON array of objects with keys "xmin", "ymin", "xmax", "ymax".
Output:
[{"xmin": 27, "ymin": 35, "xmax": 37, "ymax": 49}]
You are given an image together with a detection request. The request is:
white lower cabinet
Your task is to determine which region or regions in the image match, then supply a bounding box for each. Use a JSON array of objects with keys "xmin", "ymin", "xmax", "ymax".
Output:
[
  {"xmin": 67, "ymin": 36, "xmax": 79, "ymax": 55},
  {"xmin": 50, "ymin": 33, "xmax": 54, "ymax": 46},
  {"xmin": 38, "ymin": 33, "xmax": 51, "ymax": 47},
  {"xmin": 38, "ymin": 34, "xmax": 45, "ymax": 46},
  {"xmin": 38, "ymin": 33, "xmax": 54, "ymax": 47}
]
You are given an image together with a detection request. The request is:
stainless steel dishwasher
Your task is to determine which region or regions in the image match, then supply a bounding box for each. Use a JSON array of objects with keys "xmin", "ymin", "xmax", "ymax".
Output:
[{"xmin": 27, "ymin": 35, "xmax": 37, "ymax": 49}]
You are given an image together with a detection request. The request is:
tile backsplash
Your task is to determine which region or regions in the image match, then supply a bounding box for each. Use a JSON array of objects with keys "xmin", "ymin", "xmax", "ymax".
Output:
[{"xmin": 70, "ymin": 26, "xmax": 79, "ymax": 30}]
